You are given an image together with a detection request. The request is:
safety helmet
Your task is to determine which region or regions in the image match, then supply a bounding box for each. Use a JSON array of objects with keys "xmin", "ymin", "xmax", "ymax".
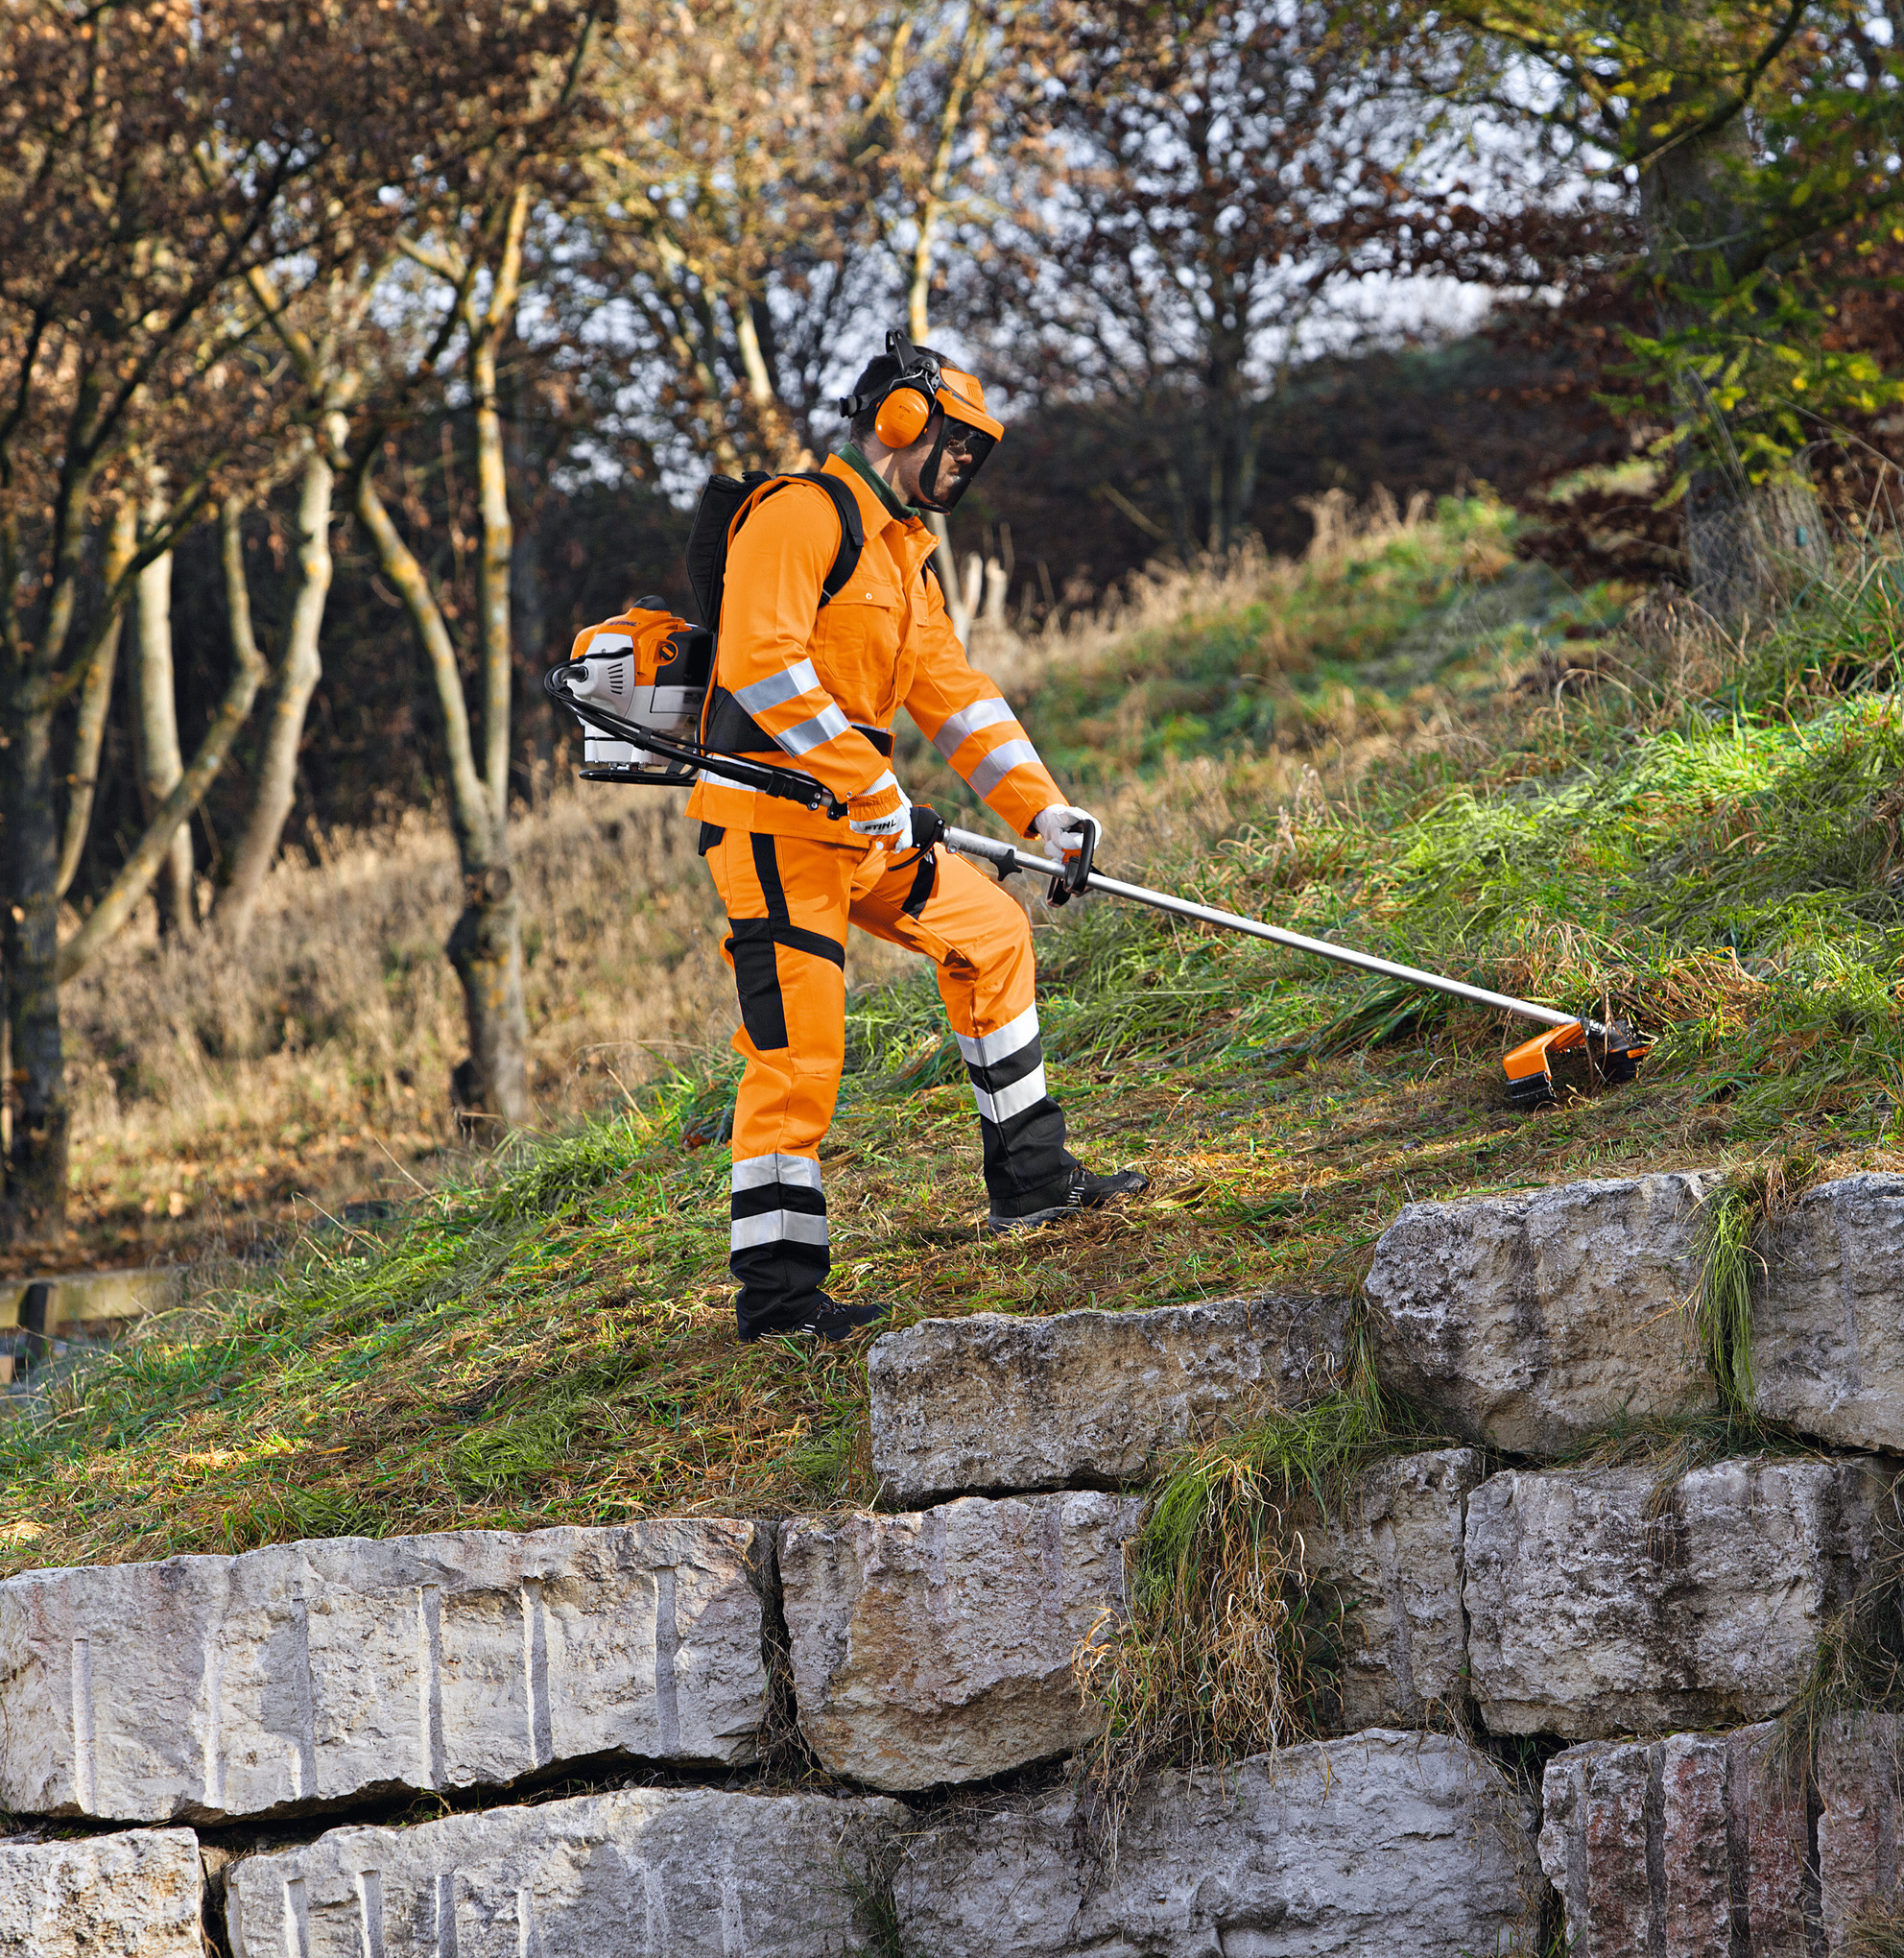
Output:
[{"xmin": 838, "ymin": 329, "xmax": 1004, "ymax": 513}]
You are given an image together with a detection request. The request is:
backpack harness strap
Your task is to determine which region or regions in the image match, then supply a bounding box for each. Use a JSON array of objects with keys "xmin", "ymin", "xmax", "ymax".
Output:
[{"xmin": 704, "ymin": 472, "xmax": 886, "ymax": 756}]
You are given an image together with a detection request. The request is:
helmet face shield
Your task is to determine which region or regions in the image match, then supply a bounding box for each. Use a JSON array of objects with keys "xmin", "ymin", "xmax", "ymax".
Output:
[
  {"xmin": 917, "ymin": 415, "xmax": 997, "ymax": 512},
  {"xmin": 916, "ymin": 362, "xmax": 1002, "ymax": 512}
]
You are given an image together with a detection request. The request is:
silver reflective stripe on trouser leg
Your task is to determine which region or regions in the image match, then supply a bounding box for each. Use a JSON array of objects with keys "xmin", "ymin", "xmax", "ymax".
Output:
[
  {"xmin": 958, "ymin": 1006, "xmax": 1073, "ymax": 1203},
  {"xmin": 730, "ymin": 1209, "xmax": 831, "ymax": 1250},
  {"xmin": 729, "ymin": 1152, "xmax": 831, "ymax": 1333}
]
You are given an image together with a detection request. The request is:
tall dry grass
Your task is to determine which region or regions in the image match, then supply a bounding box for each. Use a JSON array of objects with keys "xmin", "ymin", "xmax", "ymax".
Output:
[
  {"xmin": 965, "ymin": 483, "xmax": 1436, "ymax": 699},
  {"xmin": 55, "ymin": 787, "xmax": 913, "ymax": 1255}
]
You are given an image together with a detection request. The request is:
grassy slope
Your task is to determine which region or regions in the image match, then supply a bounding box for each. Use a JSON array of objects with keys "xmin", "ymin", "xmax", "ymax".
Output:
[{"xmin": 7, "ymin": 504, "xmax": 1903, "ymax": 1576}]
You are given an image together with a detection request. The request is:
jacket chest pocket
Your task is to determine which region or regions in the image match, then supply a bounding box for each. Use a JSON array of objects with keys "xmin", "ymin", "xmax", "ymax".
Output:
[{"xmin": 815, "ymin": 588, "xmax": 904, "ymax": 669}]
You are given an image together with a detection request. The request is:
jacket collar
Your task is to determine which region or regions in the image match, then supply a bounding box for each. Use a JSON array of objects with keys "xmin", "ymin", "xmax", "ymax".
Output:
[{"xmin": 827, "ymin": 448, "xmax": 921, "ymax": 536}]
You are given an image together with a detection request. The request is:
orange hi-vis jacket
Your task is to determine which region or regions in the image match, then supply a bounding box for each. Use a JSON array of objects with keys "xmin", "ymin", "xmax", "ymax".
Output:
[{"xmin": 685, "ymin": 453, "xmax": 1062, "ymax": 845}]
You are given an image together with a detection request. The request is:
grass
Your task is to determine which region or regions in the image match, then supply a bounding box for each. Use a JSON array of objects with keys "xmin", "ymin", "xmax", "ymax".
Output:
[
  {"xmin": 1691, "ymin": 1150, "xmax": 1822, "ymax": 1412},
  {"xmin": 1069, "ymin": 1360, "xmax": 1424, "ymax": 1827},
  {"xmin": 8, "ymin": 502, "xmax": 1904, "ymax": 1589},
  {"xmin": 1848, "ymin": 1898, "xmax": 1904, "ymax": 1958},
  {"xmin": 920, "ymin": 493, "xmax": 1623, "ymax": 794}
]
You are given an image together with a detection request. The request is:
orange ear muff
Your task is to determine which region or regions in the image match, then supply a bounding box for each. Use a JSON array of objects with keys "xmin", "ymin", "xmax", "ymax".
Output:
[{"xmin": 873, "ymin": 385, "xmax": 932, "ymax": 449}]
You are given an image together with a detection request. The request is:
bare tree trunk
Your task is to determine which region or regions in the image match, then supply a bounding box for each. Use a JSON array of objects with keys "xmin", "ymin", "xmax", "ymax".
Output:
[
  {"xmin": 1165, "ymin": 459, "xmax": 1195, "ymax": 567},
  {"xmin": 507, "ymin": 417, "xmax": 554, "ymax": 808},
  {"xmin": 0, "ymin": 690, "xmax": 70, "ymax": 1241},
  {"xmin": 909, "ymin": 201, "xmax": 979, "ymax": 644},
  {"xmin": 473, "ymin": 322, "xmax": 515, "ymax": 826},
  {"xmin": 461, "ymin": 192, "xmax": 534, "ymax": 1133},
  {"xmin": 353, "ymin": 184, "xmax": 533, "ymax": 1134},
  {"xmin": 928, "ymin": 512, "xmax": 974, "ymax": 643},
  {"xmin": 1, "ymin": 358, "xmax": 115, "ymax": 1243},
  {"xmin": 982, "ymin": 556, "xmax": 1009, "ymax": 630},
  {"xmin": 56, "ymin": 498, "xmax": 137, "ymax": 899},
  {"xmin": 221, "ymin": 432, "xmax": 335, "ymax": 943},
  {"xmin": 1224, "ymin": 384, "xmax": 1257, "ymax": 556},
  {"xmin": 133, "ymin": 512, "xmax": 196, "ymax": 935},
  {"xmin": 355, "ymin": 466, "xmax": 528, "ymax": 1132},
  {"xmin": 59, "ymin": 502, "xmax": 269, "ymax": 983}
]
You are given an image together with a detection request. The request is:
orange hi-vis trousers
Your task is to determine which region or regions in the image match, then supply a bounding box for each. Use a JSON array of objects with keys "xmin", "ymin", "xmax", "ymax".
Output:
[{"xmin": 705, "ymin": 827, "xmax": 1075, "ymax": 1334}]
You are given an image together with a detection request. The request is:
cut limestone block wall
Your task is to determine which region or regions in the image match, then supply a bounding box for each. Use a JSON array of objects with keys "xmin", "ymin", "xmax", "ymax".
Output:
[
  {"xmin": 21, "ymin": 1168, "xmax": 1904, "ymax": 1951},
  {"xmin": 0, "ymin": 1817, "xmax": 202, "ymax": 1958},
  {"xmin": 224, "ymin": 1787, "xmax": 908, "ymax": 1958},
  {"xmin": 0, "ymin": 1826, "xmax": 203, "ymax": 1957},
  {"xmin": 0, "ymin": 1519, "xmax": 770, "ymax": 1823},
  {"xmin": 1464, "ymin": 1455, "xmax": 1879, "ymax": 1737},
  {"xmin": 867, "ymin": 1294, "xmax": 1350, "ymax": 1505},
  {"xmin": 892, "ymin": 1730, "xmax": 1538, "ymax": 1958},
  {"xmin": 1753, "ymin": 1172, "xmax": 1904, "ymax": 1453},
  {"xmin": 1364, "ymin": 1173, "xmax": 1718, "ymax": 1452},
  {"xmin": 778, "ymin": 1492, "xmax": 1142, "ymax": 1790},
  {"xmin": 1539, "ymin": 1724, "xmax": 1811, "ymax": 1957},
  {"xmin": 1818, "ymin": 1710, "xmax": 1904, "ymax": 1952},
  {"xmin": 1307, "ymin": 1445, "xmax": 1483, "ymax": 1730}
]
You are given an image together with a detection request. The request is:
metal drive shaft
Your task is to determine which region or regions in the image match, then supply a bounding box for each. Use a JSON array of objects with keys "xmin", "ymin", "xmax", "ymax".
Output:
[{"xmin": 941, "ymin": 825, "xmax": 1584, "ymax": 1035}]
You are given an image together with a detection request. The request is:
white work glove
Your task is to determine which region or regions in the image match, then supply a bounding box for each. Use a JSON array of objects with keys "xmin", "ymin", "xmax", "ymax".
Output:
[
  {"xmin": 1034, "ymin": 802, "xmax": 1102, "ymax": 866},
  {"xmin": 848, "ymin": 771, "xmax": 915, "ymax": 849}
]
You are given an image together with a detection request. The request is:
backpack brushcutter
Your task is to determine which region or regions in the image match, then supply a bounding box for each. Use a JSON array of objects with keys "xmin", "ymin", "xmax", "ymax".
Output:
[{"xmin": 545, "ymin": 609, "xmax": 1648, "ymax": 1112}]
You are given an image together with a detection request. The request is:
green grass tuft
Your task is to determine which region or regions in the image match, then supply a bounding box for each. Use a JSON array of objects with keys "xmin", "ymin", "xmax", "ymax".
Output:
[
  {"xmin": 1692, "ymin": 1151, "xmax": 1822, "ymax": 1411},
  {"xmin": 1695, "ymin": 1181, "xmax": 1761, "ymax": 1409},
  {"xmin": 1072, "ymin": 1355, "xmax": 1447, "ymax": 1819},
  {"xmin": 1777, "ymin": 1472, "xmax": 1904, "ymax": 1776}
]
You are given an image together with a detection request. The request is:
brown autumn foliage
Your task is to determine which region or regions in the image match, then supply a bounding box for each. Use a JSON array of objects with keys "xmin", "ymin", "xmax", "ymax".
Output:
[{"xmin": 0, "ymin": 0, "xmax": 602, "ymax": 1239}]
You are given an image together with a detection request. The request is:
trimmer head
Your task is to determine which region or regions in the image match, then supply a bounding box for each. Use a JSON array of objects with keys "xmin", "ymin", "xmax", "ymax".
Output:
[{"xmin": 1504, "ymin": 1017, "xmax": 1651, "ymax": 1109}]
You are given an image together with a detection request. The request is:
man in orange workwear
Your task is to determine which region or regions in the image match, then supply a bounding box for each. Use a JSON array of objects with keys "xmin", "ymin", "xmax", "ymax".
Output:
[{"xmin": 688, "ymin": 332, "xmax": 1148, "ymax": 1342}]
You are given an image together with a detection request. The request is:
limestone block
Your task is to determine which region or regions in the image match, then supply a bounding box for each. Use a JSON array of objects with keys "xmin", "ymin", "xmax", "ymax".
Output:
[
  {"xmin": 1539, "ymin": 1725, "xmax": 1810, "ymax": 1957},
  {"xmin": 1364, "ymin": 1173, "xmax": 1718, "ymax": 1452},
  {"xmin": 0, "ymin": 1826, "xmax": 203, "ymax": 1956},
  {"xmin": 1753, "ymin": 1174, "xmax": 1904, "ymax": 1452},
  {"xmin": 224, "ymin": 1786, "xmax": 908, "ymax": 1958},
  {"xmin": 1817, "ymin": 1710, "xmax": 1904, "ymax": 1952},
  {"xmin": 778, "ymin": 1492, "xmax": 1142, "ymax": 1791},
  {"xmin": 1308, "ymin": 1446, "xmax": 1484, "ymax": 1729},
  {"xmin": 0, "ymin": 1519, "xmax": 769, "ymax": 1824},
  {"xmin": 1465, "ymin": 1456, "xmax": 1878, "ymax": 1737},
  {"xmin": 867, "ymin": 1294, "xmax": 1350, "ymax": 1505},
  {"xmin": 892, "ymin": 1729, "xmax": 1537, "ymax": 1957}
]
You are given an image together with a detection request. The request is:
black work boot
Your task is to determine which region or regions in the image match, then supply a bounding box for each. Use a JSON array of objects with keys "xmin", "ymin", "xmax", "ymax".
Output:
[
  {"xmin": 738, "ymin": 1294, "xmax": 892, "ymax": 1344},
  {"xmin": 985, "ymin": 1166, "xmax": 1150, "ymax": 1235}
]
